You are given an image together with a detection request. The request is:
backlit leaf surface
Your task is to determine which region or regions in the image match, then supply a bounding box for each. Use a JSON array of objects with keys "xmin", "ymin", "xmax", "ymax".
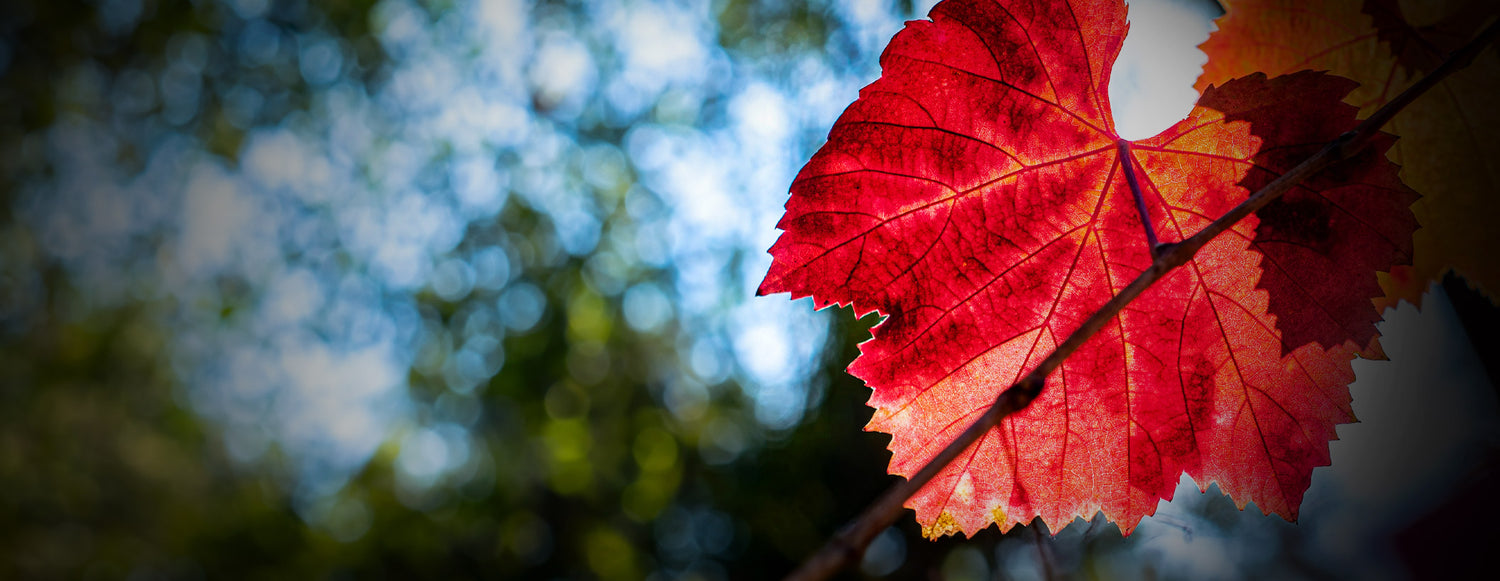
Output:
[
  {"xmin": 759, "ymin": 0, "xmax": 1367, "ymax": 536},
  {"xmin": 1198, "ymin": 71, "xmax": 1417, "ymax": 355}
]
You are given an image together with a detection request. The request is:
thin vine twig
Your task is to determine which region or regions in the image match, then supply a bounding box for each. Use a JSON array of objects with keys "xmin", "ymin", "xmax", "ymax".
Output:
[{"xmin": 784, "ymin": 16, "xmax": 1500, "ymax": 581}]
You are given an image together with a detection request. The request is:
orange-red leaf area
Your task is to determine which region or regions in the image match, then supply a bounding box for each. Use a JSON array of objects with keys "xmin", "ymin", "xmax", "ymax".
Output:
[
  {"xmin": 757, "ymin": 0, "xmax": 1420, "ymax": 537},
  {"xmin": 1199, "ymin": 71, "xmax": 1417, "ymax": 355}
]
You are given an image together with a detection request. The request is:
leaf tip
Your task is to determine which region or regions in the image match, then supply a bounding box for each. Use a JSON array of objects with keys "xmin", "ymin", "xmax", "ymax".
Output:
[{"xmin": 920, "ymin": 510, "xmax": 962, "ymax": 540}]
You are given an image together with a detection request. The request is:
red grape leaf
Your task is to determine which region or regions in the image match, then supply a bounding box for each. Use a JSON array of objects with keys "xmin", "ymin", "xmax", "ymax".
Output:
[
  {"xmin": 758, "ymin": 0, "xmax": 1364, "ymax": 537},
  {"xmin": 1198, "ymin": 71, "xmax": 1417, "ymax": 356}
]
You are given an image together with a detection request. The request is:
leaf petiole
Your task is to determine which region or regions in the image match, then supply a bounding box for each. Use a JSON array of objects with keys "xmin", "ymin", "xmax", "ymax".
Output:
[{"xmin": 1115, "ymin": 140, "xmax": 1162, "ymax": 255}]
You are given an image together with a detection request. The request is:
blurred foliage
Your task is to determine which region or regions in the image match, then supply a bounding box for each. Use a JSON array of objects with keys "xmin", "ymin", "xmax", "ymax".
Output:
[{"xmin": 0, "ymin": 0, "xmax": 952, "ymax": 578}]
